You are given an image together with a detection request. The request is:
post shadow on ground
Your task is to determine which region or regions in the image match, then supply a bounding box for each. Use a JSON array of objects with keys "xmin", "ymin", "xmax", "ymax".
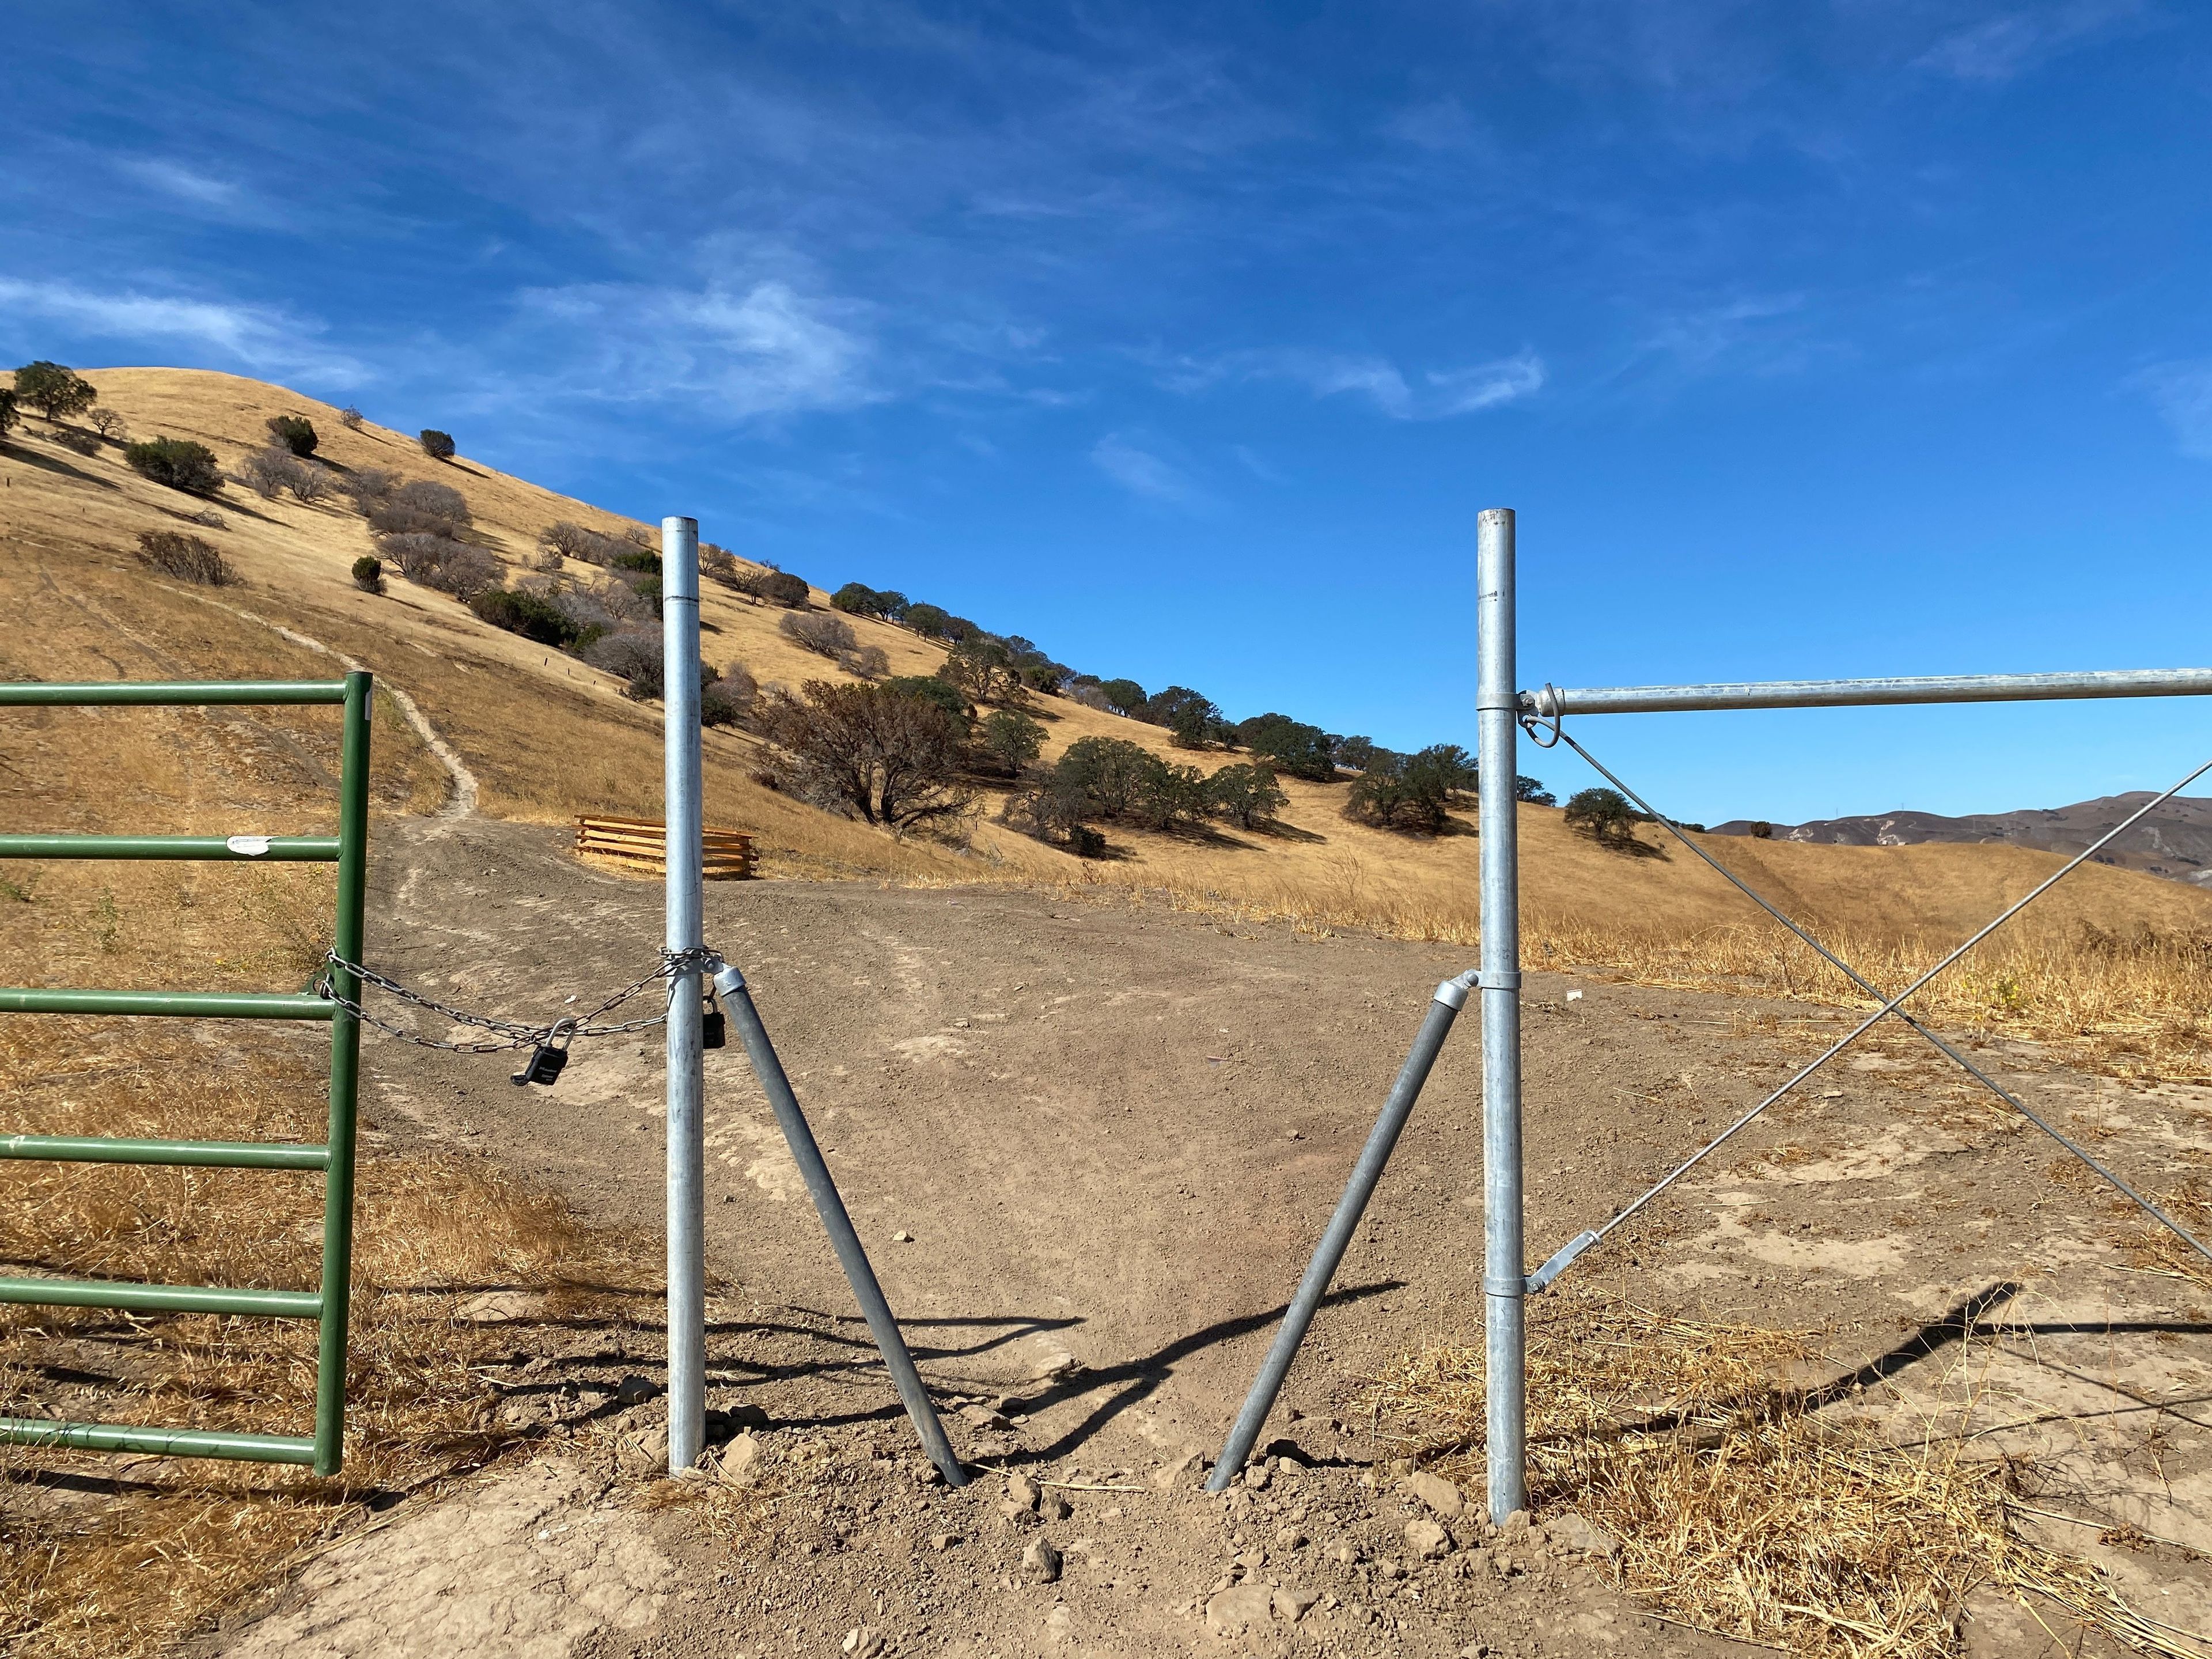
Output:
[
  {"xmin": 1520, "ymin": 1279, "xmax": 2212, "ymax": 1454},
  {"xmin": 729, "ymin": 1280, "xmax": 1404, "ymax": 1453}
]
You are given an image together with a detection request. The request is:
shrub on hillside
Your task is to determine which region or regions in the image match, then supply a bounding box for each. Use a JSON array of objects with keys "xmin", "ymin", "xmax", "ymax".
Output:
[
  {"xmin": 1564, "ymin": 787, "xmax": 1642, "ymax": 849},
  {"xmin": 753, "ymin": 570, "xmax": 810, "ymax": 608},
  {"xmin": 289, "ymin": 463, "xmax": 333, "ymax": 503},
  {"xmin": 584, "ymin": 628, "xmax": 664, "ymax": 699},
  {"xmin": 56, "ymin": 429, "xmax": 98, "ymax": 456},
  {"xmin": 14, "ymin": 362, "xmax": 96, "ymax": 422},
  {"xmin": 902, "ymin": 602, "xmax": 953, "ymax": 639},
  {"xmin": 88, "ymin": 408, "xmax": 125, "ymax": 440},
  {"xmin": 472, "ymin": 586, "xmax": 588, "ymax": 648},
  {"xmin": 1235, "ymin": 713, "xmax": 1337, "ymax": 782},
  {"xmin": 338, "ymin": 406, "xmax": 364, "ymax": 430},
  {"xmin": 976, "ymin": 709, "xmax": 1046, "ymax": 777},
  {"xmin": 1139, "ymin": 685, "xmax": 1225, "ymax": 748},
  {"xmin": 364, "ymin": 478, "xmax": 471, "ymax": 537},
  {"xmin": 700, "ymin": 542, "xmax": 740, "ymax": 583},
  {"xmin": 266, "ymin": 413, "xmax": 318, "ymax": 457},
  {"xmin": 1096, "ymin": 678, "xmax": 1146, "ymax": 717},
  {"xmin": 0, "ymin": 389, "xmax": 18, "ymax": 442},
  {"xmin": 1205, "ymin": 762, "xmax": 1288, "ymax": 829},
  {"xmin": 1001, "ymin": 779, "xmax": 1101, "ymax": 855},
  {"xmin": 830, "ymin": 582, "xmax": 909, "ymax": 619},
  {"xmin": 343, "ymin": 466, "xmax": 400, "ymax": 504},
  {"xmin": 134, "ymin": 529, "xmax": 232, "ymax": 585},
  {"xmin": 419, "ymin": 429, "xmax": 456, "ymax": 460},
  {"xmin": 610, "ymin": 548, "xmax": 661, "ymax": 575},
  {"xmin": 882, "ymin": 675, "xmax": 972, "ymax": 726},
  {"xmin": 1516, "ymin": 775, "xmax": 1556, "ymax": 805},
  {"xmin": 237, "ymin": 446, "xmax": 306, "ymax": 499},
  {"xmin": 1067, "ymin": 683, "xmax": 1113, "ymax": 713},
  {"xmin": 124, "ymin": 437, "xmax": 223, "ymax": 496},
  {"xmin": 351, "ymin": 555, "xmax": 385, "ymax": 594},
  {"xmin": 757, "ymin": 680, "xmax": 971, "ymax": 834},
  {"xmin": 1332, "ymin": 735, "xmax": 1380, "ymax": 772},
  {"xmin": 1052, "ymin": 736, "xmax": 1206, "ymax": 831},
  {"xmin": 937, "ymin": 636, "xmax": 1025, "ymax": 704},
  {"xmin": 1344, "ymin": 744, "xmax": 1475, "ymax": 835},
  {"xmin": 377, "ymin": 533, "xmax": 500, "ymax": 600},
  {"xmin": 839, "ymin": 643, "xmax": 890, "ymax": 680},
  {"xmin": 701, "ymin": 667, "xmax": 757, "ymax": 729}
]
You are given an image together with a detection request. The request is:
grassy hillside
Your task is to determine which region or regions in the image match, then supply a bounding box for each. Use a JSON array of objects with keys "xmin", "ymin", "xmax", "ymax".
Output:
[{"xmin": 9, "ymin": 365, "xmax": 2212, "ymax": 964}]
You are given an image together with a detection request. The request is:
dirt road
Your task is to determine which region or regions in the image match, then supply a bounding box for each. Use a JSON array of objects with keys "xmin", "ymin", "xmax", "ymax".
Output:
[{"xmin": 211, "ymin": 817, "xmax": 2212, "ymax": 1658}]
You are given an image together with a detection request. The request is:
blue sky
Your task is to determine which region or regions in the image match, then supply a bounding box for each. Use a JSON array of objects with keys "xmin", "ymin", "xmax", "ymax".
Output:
[{"xmin": 6, "ymin": 2, "xmax": 2210, "ymax": 824}]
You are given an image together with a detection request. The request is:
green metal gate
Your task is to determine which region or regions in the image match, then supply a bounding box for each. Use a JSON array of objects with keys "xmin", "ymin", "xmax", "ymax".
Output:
[{"xmin": 0, "ymin": 675, "xmax": 370, "ymax": 1475}]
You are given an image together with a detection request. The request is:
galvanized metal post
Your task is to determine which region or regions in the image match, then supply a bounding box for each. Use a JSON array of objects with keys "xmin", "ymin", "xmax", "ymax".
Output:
[
  {"xmin": 662, "ymin": 516, "xmax": 707, "ymax": 1472},
  {"xmin": 1476, "ymin": 507, "xmax": 1526, "ymax": 1522},
  {"xmin": 313, "ymin": 670, "xmax": 372, "ymax": 1478}
]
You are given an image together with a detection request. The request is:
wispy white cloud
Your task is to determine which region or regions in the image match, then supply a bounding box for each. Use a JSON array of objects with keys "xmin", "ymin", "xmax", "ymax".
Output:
[
  {"xmin": 1091, "ymin": 431, "xmax": 1207, "ymax": 506},
  {"xmin": 1915, "ymin": 2, "xmax": 2143, "ymax": 82},
  {"xmin": 1159, "ymin": 346, "xmax": 1544, "ymax": 421},
  {"xmin": 117, "ymin": 157, "xmax": 245, "ymax": 209},
  {"xmin": 1638, "ymin": 294, "xmax": 1808, "ymax": 373},
  {"xmin": 514, "ymin": 276, "xmax": 878, "ymax": 419},
  {"xmin": 0, "ymin": 276, "xmax": 363, "ymax": 381},
  {"xmin": 1232, "ymin": 443, "xmax": 1285, "ymax": 483},
  {"xmin": 2136, "ymin": 359, "xmax": 2212, "ymax": 459}
]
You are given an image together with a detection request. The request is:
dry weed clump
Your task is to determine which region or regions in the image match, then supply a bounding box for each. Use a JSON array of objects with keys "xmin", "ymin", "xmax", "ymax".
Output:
[
  {"xmin": 0, "ymin": 1018, "xmax": 656, "ymax": 1659},
  {"xmin": 1355, "ymin": 1295, "xmax": 2200, "ymax": 1659}
]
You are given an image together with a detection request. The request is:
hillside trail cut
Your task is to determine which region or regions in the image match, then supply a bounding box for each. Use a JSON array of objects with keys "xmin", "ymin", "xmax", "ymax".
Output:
[{"xmin": 199, "ymin": 812, "xmax": 2212, "ymax": 1658}]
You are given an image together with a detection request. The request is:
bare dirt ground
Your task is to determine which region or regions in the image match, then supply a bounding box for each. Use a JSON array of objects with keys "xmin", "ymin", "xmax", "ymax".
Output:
[{"xmin": 192, "ymin": 816, "xmax": 2212, "ymax": 1659}]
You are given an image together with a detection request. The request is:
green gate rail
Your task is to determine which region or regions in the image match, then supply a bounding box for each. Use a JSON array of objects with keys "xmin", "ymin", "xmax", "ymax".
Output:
[{"xmin": 0, "ymin": 675, "xmax": 370, "ymax": 1475}]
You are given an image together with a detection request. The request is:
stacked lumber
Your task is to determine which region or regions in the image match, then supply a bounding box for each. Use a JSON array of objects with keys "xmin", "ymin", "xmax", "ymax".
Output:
[{"xmin": 573, "ymin": 814, "xmax": 756, "ymax": 880}]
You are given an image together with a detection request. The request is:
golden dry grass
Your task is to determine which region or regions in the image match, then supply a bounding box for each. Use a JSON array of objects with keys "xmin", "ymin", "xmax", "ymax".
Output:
[
  {"xmin": 1053, "ymin": 860, "xmax": 2212, "ymax": 1084},
  {"xmin": 1356, "ymin": 1294, "xmax": 2206, "ymax": 1658}
]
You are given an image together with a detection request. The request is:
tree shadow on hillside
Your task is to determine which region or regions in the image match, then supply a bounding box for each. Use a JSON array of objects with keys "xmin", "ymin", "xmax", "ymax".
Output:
[{"xmin": 2, "ymin": 445, "xmax": 120, "ymax": 490}]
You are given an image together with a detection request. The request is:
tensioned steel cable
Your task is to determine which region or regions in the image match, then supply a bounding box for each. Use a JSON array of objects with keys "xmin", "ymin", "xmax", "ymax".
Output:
[{"xmin": 1526, "ymin": 733, "xmax": 2212, "ymax": 1286}]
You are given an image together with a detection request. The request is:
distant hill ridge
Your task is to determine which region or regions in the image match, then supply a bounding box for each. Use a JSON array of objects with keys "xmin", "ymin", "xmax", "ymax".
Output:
[{"xmin": 1712, "ymin": 794, "xmax": 2212, "ymax": 888}]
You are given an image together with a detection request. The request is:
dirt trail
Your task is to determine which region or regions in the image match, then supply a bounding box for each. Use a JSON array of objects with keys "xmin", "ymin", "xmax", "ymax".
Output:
[{"xmin": 207, "ymin": 817, "xmax": 2212, "ymax": 1658}]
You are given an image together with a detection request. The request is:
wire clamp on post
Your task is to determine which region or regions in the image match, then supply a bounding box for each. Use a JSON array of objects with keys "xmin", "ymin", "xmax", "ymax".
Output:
[
  {"xmin": 1518, "ymin": 685, "xmax": 1564, "ymax": 749},
  {"xmin": 1525, "ymin": 1230, "xmax": 1599, "ymax": 1295},
  {"xmin": 1482, "ymin": 1274, "xmax": 1527, "ymax": 1300}
]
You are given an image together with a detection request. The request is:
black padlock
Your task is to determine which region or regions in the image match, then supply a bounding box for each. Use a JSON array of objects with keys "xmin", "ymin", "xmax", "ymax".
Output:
[
  {"xmin": 702, "ymin": 991, "xmax": 726, "ymax": 1051},
  {"xmin": 510, "ymin": 1020, "xmax": 577, "ymax": 1088}
]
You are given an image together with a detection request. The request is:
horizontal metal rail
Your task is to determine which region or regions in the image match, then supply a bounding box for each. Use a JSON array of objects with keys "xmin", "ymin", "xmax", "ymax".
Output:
[
  {"xmin": 1527, "ymin": 668, "xmax": 2212, "ymax": 717},
  {"xmin": 0, "ymin": 1275, "xmax": 321, "ymax": 1319},
  {"xmin": 0, "ymin": 989, "xmax": 334, "ymax": 1020},
  {"xmin": 0, "ymin": 1134, "xmax": 329, "ymax": 1169},
  {"xmin": 0, "ymin": 835, "xmax": 339, "ymax": 862},
  {"xmin": 0, "ymin": 1417, "xmax": 316, "ymax": 1464},
  {"xmin": 0, "ymin": 681, "xmax": 348, "ymax": 707}
]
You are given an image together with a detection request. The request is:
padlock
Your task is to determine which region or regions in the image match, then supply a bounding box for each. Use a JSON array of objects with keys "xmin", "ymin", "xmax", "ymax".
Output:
[
  {"xmin": 702, "ymin": 991, "xmax": 726, "ymax": 1051},
  {"xmin": 510, "ymin": 1020, "xmax": 577, "ymax": 1088}
]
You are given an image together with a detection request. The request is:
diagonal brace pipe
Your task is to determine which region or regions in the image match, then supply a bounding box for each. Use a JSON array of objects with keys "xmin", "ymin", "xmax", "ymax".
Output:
[
  {"xmin": 715, "ymin": 965, "xmax": 968, "ymax": 1486},
  {"xmin": 1206, "ymin": 972, "xmax": 1478, "ymax": 1491}
]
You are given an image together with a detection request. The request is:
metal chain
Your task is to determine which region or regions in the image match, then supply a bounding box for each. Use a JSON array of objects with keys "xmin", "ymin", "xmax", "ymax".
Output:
[{"xmin": 316, "ymin": 945, "xmax": 724, "ymax": 1054}]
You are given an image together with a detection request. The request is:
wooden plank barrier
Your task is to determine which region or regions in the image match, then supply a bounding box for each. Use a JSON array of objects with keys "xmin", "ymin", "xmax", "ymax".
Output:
[{"xmin": 574, "ymin": 813, "xmax": 756, "ymax": 880}]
